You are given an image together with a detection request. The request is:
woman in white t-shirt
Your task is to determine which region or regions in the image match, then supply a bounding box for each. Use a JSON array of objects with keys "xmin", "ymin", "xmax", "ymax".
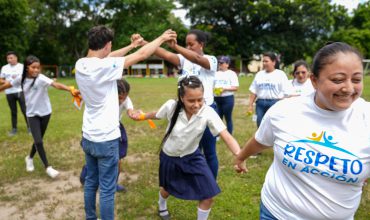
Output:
[
  {"xmin": 236, "ymin": 42, "xmax": 370, "ymax": 219},
  {"xmin": 139, "ymin": 76, "xmax": 244, "ymax": 220},
  {"xmin": 147, "ymin": 29, "xmax": 220, "ymax": 178},
  {"xmin": 0, "ymin": 55, "xmax": 79, "ymax": 178},
  {"xmin": 289, "ymin": 60, "xmax": 315, "ymax": 96},
  {"xmin": 248, "ymin": 52, "xmax": 291, "ymax": 127},
  {"xmin": 214, "ymin": 55, "xmax": 239, "ymax": 134}
]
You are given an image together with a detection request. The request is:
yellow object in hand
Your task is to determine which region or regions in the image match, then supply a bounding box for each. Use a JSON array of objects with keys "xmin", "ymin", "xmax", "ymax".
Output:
[
  {"xmin": 139, "ymin": 113, "xmax": 146, "ymax": 121},
  {"xmin": 214, "ymin": 87, "xmax": 223, "ymax": 96},
  {"xmin": 246, "ymin": 111, "xmax": 253, "ymax": 116}
]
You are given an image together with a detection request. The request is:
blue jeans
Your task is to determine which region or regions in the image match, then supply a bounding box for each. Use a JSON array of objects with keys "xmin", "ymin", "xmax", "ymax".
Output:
[
  {"xmin": 81, "ymin": 137, "xmax": 119, "ymax": 220},
  {"xmin": 260, "ymin": 202, "xmax": 278, "ymax": 220},
  {"xmin": 256, "ymin": 99, "xmax": 279, "ymax": 127},
  {"xmin": 199, "ymin": 102, "xmax": 218, "ymax": 178},
  {"xmin": 214, "ymin": 95, "xmax": 234, "ymax": 134}
]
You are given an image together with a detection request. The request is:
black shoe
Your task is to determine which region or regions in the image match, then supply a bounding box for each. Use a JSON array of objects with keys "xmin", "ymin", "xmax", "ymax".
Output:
[{"xmin": 158, "ymin": 209, "xmax": 170, "ymax": 220}]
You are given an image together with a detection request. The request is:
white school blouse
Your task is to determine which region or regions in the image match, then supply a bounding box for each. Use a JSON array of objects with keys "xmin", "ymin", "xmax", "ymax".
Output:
[{"xmin": 156, "ymin": 99, "xmax": 226, "ymax": 157}]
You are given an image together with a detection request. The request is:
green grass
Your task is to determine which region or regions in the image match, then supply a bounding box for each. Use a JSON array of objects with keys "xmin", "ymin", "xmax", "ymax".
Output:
[{"xmin": 0, "ymin": 76, "xmax": 369, "ymax": 219}]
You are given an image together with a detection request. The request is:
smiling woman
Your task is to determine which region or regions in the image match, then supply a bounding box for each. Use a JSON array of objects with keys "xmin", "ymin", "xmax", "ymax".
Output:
[{"xmin": 235, "ymin": 42, "xmax": 370, "ymax": 219}]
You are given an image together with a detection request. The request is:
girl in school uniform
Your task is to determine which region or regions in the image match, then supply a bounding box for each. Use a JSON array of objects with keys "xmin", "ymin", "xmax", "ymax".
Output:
[
  {"xmin": 140, "ymin": 76, "xmax": 245, "ymax": 220},
  {"xmin": 0, "ymin": 55, "xmax": 79, "ymax": 178}
]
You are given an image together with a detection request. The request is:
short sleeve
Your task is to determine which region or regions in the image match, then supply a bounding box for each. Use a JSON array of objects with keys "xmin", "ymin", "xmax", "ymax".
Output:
[
  {"xmin": 177, "ymin": 54, "xmax": 185, "ymax": 69},
  {"xmin": 230, "ymin": 70, "xmax": 239, "ymax": 87},
  {"xmin": 156, "ymin": 99, "xmax": 177, "ymax": 120},
  {"xmin": 206, "ymin": 107, "xmax": 227, "ymax": 136},
  {"xmin": 206, "ymin": 55, "xmax": 218, "ymax": 72},
  {"xmin": 249, "ymin": 75, "xmax": 258, "ymax": 94},
  {"xmin": 0, "ymin": 66, "xmax": 4, "ymax": 77},
  {"xmin": 38, "ymin": 74, "xmax": 53, "ymax": 87},
  {"xmin": 279, "ymin": 72, "xmax": 292, "ymax": 96},
  {"xmin": 123, "ymin": 96, "xmax": 134, "ymax": 110},
  {"xmin": 101, "ymin": 57, "xmax": 125, "ymax": 81},
  {"xmin": 255, "ymin": 112, "xmax": 274, "ymax": 147}
]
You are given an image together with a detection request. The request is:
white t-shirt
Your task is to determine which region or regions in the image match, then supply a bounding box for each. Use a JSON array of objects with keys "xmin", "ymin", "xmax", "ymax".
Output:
[
  {"xmin": 11, "ymin": 74, "xmax": 53, "ymax": 117},
  {"xmin": 289, "ymin": 78, "xmax": 315, "ymax": 96},
  {"xmin": 177, "ymin": 54, "xmax": 218, "ymax": 105},
  {"xmin": 1, "ymin": 63, "xmax": 23, "ymax": 94},
  {"xmin": 255, "ymin": 94, "xmax": 370, "ymax": 220},
  {"xmin": 75, "ymin": 57, "xmax": 125, "ymax": 142},
  {"xmin": 156, "ymin": 99, "xmax": 226, "ymax": 157},
  {"xmin": 119, "ymin": 96, "xmax": 133, "ymax": 120},
  {"xmin": 249, "ymin": 69, "xmax": 291, "ymax": 99},
  {"xmin": 214, "ymin": 69, "xmax": 239, "ymax": 97}
]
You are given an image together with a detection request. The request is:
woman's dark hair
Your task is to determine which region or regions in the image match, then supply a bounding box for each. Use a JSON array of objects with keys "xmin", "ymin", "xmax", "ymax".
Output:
[
  {"xmin": 160, "ymin": 76, "xmax": 204, "ymax": 147},
  {"xmin": 117, "ymin": 79, "xmax": 130, "ymax": 95},
  {"xmin": 293, "ymin": 60, "xmax": 309, "ymax": 75},
  {"xmin": 263, "ymin": 52, "xmax": 280, "ymax": 69},
  {"xmin": 88, "ymin": 25, "xmax": 114, "ymax": 50},
  {"xmin": 188, "ymin": 29, "xmax": 210, "ymax": 47},
  {"xmin": 21, "ymin": 55, "xmax": 40, "ymax": 90},
  {"xmin": 312, "ymin": 42, "xmax": 363, "ymax": 77}
]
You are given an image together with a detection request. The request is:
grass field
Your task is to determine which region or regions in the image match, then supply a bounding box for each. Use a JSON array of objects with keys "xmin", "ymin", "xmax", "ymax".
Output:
[{"xmin": 0, "ymin": 76, "xmax": 369, "ymax": 219}]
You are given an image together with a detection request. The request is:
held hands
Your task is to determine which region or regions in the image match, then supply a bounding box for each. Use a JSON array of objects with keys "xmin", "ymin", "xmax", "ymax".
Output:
[
  {"xmin": 69, "ymin": 86, "xmax": 80, "ymax": 97},
  {"xmin": 234, "ymin": 154, "xmax": 248, "ymax": 173},
  {"xmin": 129, "ymin": 110, "xmax": 146, "ymax": 121},
  {"xmin": 130, "ymin": 34, "xmax": 145, "ymax": 48},
  {"xmin": 161, "ymin": 29, "xmax": 177, "ymax": 45}
]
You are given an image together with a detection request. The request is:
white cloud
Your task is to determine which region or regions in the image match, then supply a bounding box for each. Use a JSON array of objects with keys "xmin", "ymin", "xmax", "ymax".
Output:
[{"xmin": 331, "ymin": 0, "xmax": 362, "ymax": 12}]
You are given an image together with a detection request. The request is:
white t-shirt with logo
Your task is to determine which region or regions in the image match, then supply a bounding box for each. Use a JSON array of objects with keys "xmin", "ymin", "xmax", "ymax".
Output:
[
  {"xmin": 177, "ymin": 54, "xmax": 218, "ymax": 105},
  {"xmin": 214, "ymin": 69, "xmax": 239, "ymax": 97},
  {"xmin": 289, "ymin": 78, "xmax": 315, "ymax": 96},
  {"xmin": 75, "ymin": 57, "xmax": 124, "ymax": 142},
  {"xmin": 255, "ymin": 94, "xmax": 370, "ymax": 219},
  {"xmin": 156, "ymin": 99, "xmax": 226, "ymax": 157},
  {"xmin": 119, "ymin": 96, "xmax": 133, "ymax": 120},
  {"xmin": 249, "ymin": 69, "xmax": 291, "ymax": 99},
  {"xmin": 1, "ymin": 63, "xmax": 23, "ymax": 94},
  {"xmin": 11, "ymin": 74, "xmax": 53, "ymax": 117}
]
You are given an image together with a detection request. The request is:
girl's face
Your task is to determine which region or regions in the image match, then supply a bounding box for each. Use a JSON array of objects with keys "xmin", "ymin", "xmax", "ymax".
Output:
[
  {"xmin": 27, "ymin": 62, "xmax": 41, "ymax": 78},
  {"xmin": 181, "ymin": 87, "xmax": 204, "ymax": 116},
  {"xmin": 311, "ymin": 52, "xmax": 363, "ymax": 111},
  {"xmin": 262, "ymin": 56, "xmax": 275, "ymax": 72},
  {"xmin": 186, "ymin": 34, "xmax": 203, "ymax": 55},
  {"xmin": 218, "ymin": 62, "xmax": 229, "ymax": 71},
  {"xmin": 294, "ymin": 65, "xmax": 309, "ymax": 84}
]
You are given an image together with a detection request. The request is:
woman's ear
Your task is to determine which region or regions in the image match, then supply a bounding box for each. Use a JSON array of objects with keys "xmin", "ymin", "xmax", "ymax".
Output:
[{"xmin": 310, "ymin": 74, "xmax": 318, "ymax": 90}]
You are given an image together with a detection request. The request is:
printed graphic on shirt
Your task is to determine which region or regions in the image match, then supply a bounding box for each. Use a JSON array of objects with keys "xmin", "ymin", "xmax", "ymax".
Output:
[{"xmin": 282, "ymin": 131, "xmax": 362, "ymax": 184}]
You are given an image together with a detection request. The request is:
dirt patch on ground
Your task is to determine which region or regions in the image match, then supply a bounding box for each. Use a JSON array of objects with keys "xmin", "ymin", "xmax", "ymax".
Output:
[{"xmin": 0, "ymin": 154, "xmax": 150, "ymax": 220}]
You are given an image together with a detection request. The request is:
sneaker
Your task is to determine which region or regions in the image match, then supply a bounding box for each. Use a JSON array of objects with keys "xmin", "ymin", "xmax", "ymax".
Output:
[
  {"xmin": 8, "ymin": 128, "xmax": 17, "ymax": 136},
  {"xmin": 116, "ymin": 184, "xmax": 127, "ymax": 192},
  {"xmin": 25, "ymin": 156, "xmax": 35, "ymax": 172},
  {"xmin": 46, "ymin": 166, "xmax": 60, "ymax": 178},
  {"xmin": 158, "ymin": 209, "xmax": 170, "ymax": 220}
]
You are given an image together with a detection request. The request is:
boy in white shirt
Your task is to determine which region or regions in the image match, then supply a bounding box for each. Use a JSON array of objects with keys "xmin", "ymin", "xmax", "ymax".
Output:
[{"xmin": 75, "ymin": 25, "xmax": 176, "ymax": 220}]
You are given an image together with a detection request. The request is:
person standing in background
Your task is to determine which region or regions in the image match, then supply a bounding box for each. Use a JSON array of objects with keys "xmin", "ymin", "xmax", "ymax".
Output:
[
  {"xmin": 214, "ymin": 55, "xmax": 239, "ymax": 134},
  {"xmin": 0, "ymin": 51, "xmax": 29, "ymax": 136}
]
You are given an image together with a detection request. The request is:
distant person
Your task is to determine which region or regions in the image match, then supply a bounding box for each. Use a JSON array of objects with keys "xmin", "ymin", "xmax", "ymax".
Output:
[
  {"xmin": 289, "ymin": 60, "xmax": 315, "ymax": 96},
  {"xmin": 0, "ymin": 51, "xmax": 29, "ymax": 136},
  {"xmin": 247, "ymin": 52, "xmax": 291, "ymax": 128},
  {"xmin": 75, "ymin": 25, "xmax": 176, "ymax": 220},
  {"xmin": 145, "ymin": 29, "xmax": 220, "ymax": 178},
  {"xmin": 214, "ymin": 55, "xmax": 239, "ymax": 134},
  {"xmin": 139, "ymin": 76, "xmax": 244, "ymax": 220},
  {"xmin": 0, "ymin": 55, "xmax": 79, "ymax": 178},
  {"xmin": 236, "ymin": 42, "xmax": 370, "ymax": 219}
]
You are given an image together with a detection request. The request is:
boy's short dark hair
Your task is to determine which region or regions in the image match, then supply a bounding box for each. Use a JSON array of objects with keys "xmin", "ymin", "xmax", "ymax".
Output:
[
  {"xmin": 117, "ymin": 79, "xmax": 130, "ymax": 95},
  {"xmin": 6, "ymin": 51, "xmax": 17, "ymax": 57},
  {"xmin": 88, "ymin": 25, "xmax": 114, "ymax": 50}
]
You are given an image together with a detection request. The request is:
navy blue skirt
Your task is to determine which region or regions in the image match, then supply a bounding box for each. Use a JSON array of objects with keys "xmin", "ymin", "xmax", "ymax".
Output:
[
  {"xmin": 159, "ymin": 148, "xmax": 221, "ymax": 200},
  {"xmin": 119, "ymin": 123, "xmax": 128, "ymax": 159}
]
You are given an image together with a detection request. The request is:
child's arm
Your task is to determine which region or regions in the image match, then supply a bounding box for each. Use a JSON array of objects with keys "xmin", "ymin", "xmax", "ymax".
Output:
[
  {"xmin": 51, "ymin": 82, "xmax": 79, "ymax": 96},
  {"xmin": 108, "ymin": 34, "xmax": 144, "ymax": 57},
  {"xmin": 124, "ymin": 29, "xmax": 177, "ymax": 68},
  {"xmin": 0, "ymin": 81, "xmax": 12, "ymax": 92},
  {"xmin": 219, "ymin": 130, "xmax": 247, "ymax": 173}
]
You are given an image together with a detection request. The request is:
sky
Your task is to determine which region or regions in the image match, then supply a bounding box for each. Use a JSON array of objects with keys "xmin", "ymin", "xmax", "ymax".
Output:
[{"xmin": 172, "ymin": 0, "xmax": 367, "ymax": 27}]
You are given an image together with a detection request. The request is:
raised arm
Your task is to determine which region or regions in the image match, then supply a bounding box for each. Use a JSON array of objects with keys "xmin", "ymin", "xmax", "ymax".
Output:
[
  {"xmin": 124, "ymin": 30, "xmax": 177, "ymax": 68},
  {"xmin": 169, "ymin": 42, "xmax": 211, "ymax": 70},
  {"xmin": 108, "ymin": 34, "xmax": 144, "ymax": 57}
]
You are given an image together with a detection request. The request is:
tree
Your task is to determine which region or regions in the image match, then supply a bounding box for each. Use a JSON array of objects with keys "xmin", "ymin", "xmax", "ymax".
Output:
[
  {"xmin": 179, "ymin": 0, "xmax": 342, "ymax": 65},
  {"xmin": 0, "ymin": 0, "xmax": 33, "ymax": 64}
]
